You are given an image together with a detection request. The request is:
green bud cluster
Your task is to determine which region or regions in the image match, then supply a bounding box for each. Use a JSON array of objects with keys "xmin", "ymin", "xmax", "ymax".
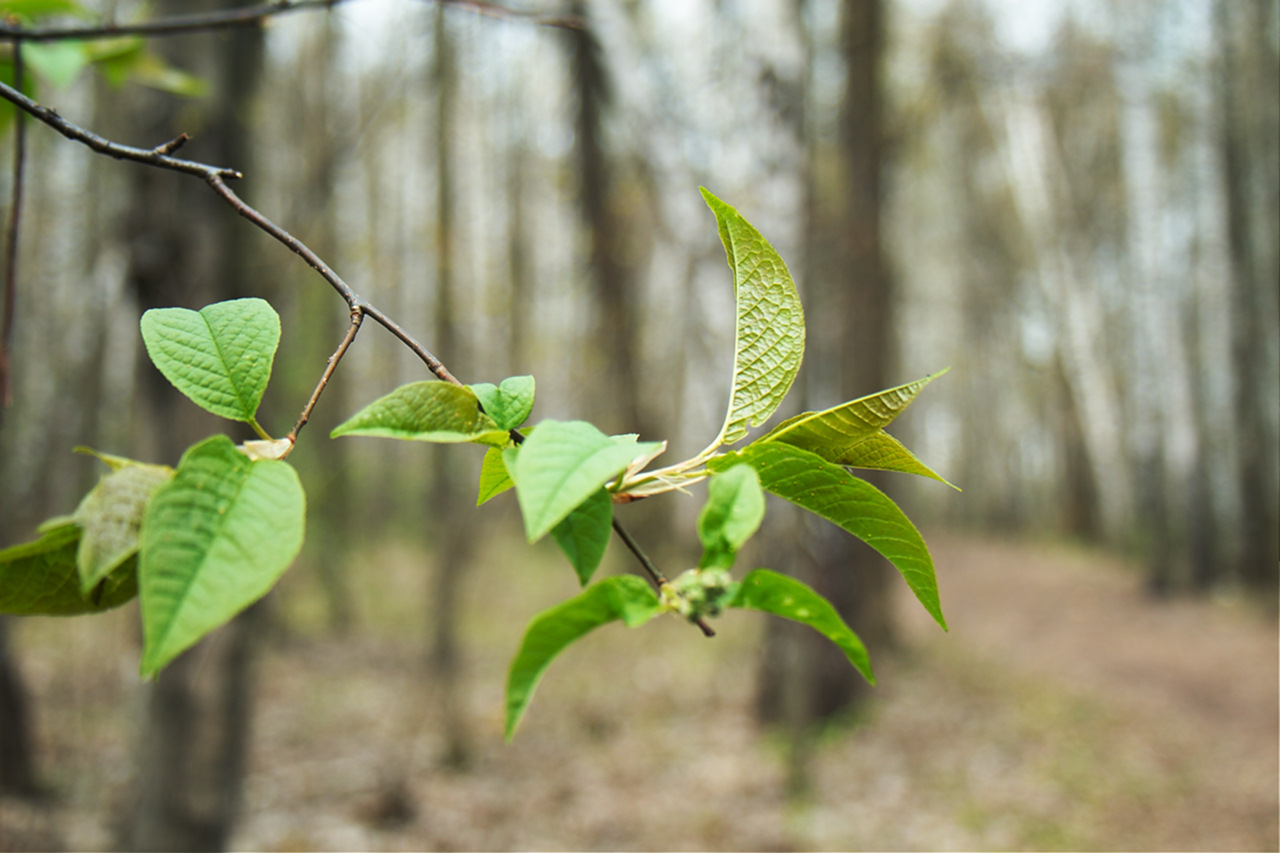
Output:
[{"xmin": 661, "ymin": 567, "xmax": 738, "ymax": 621}]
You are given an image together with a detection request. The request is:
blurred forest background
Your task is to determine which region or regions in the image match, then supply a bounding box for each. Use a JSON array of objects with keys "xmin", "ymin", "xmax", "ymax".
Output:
[{"xmin": 0, "ymin": 0, "xmax": 1276, "ymax": 850}]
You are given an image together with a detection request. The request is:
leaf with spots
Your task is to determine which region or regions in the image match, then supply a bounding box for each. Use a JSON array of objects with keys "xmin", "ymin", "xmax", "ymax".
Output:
[{"xmin": 729, "ymin": 569, "xmax": 873, "ymax": 683}]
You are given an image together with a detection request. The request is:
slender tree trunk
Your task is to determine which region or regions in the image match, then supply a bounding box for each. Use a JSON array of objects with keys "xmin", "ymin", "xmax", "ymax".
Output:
[
  {"xmin": 758, "ymin": 0, "xmax": 893, "ymax": 736},
  {"xmin": 0, "ymin": 617, "xmax": 39, "ymax": 797},
  {"xmin": 427, "ymin": 3, "xmax": 471, "ymax": 769},
  {"xmin": 119, "ymin": 3, "xmax": 266, "ymax": 848},
  {"xmin": 1218, "ymin": 0, "xmax": 1280, "ymax": 596}
]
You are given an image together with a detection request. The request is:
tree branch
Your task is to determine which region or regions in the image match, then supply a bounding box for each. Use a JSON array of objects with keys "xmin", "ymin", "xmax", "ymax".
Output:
[{"xmin": 0, "ymin": 72, "xmax": 703, "ymax": 640}]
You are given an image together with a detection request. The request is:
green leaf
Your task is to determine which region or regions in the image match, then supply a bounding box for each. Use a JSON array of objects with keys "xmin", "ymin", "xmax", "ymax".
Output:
[
  {"xmin": 0, "ymin": 522, "xmax": 138, "ymax": 615},
  {"xmin": 505, "ymin": 576, "xmax": 660, "ymax": 740},
  {"xmin": 504, "ymin": 420, "xmax": 662, "ymax": 542},
  {"xmin": 711, "ymin": 442, "xmax": 946, "ymax": 630},
  {"xmin": 697, "ymin": 464, "xmax": 765, "ymax": 569},
  {"xmin": 139, "ymin": 435, "xmax": 305, "ymax": 676},
  {"xmin": 476, "ymin": 446, "xmax": 515, "ymax": 505},
  {"xmin": 759, "ymin": 370, "xmax": 956, "ymax": 488},
  {"xmin": 73, "ymin": 461, "xmax": 173, "ymax": 593},
  {"xmin": 331, "ymin": 381, "xmax": 508, "ymax": 446},
  {"xmin": 834, "ymin": 431, "xmax": 957, "ymax": 489},
  {"xmin": 0, "ymin": 0, "xmax": 91, "ymax": 20},
  {"xmin": 761, "ymin": 370, "xmax": 943, "ymax": 448},
  {"xmin": 22, "ymin": 41, "xmax": 90, "ymax": 89},
  {"xmin": 700, "ymin": 188, "xmax": 805, "ymax": 448},
  {"xmin": 140, "ymin": 298, "xmax": 280, "ymax": 424},
  {"xmin": 550, "ymin": 488, "xmax": 613, "ymax": 587},
  {"xmin": 470, "ymin": 375, "xmax": 535, "ymax": 431},
  {"xmin": 730, "ymin": 569, "xmax": 873, "ymax": 684},
  {"xmin": 128, "ymin": 53, "xmax": 208, "ymax": 98}
]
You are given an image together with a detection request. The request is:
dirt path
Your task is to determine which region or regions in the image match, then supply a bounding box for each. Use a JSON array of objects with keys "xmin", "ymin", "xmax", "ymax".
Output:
[
  {"xmin": 2, "ymin": 530, "xmax": 1277, "ymax": 851},
  {"xmin": 901, "ymin": 532, "xmax": 1278, "ymax": 767}
]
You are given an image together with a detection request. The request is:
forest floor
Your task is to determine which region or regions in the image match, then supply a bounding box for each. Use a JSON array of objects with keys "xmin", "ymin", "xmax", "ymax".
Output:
[{"xmin": 1, "ymin": 529, "xmax": 1276, "ymax": 851}]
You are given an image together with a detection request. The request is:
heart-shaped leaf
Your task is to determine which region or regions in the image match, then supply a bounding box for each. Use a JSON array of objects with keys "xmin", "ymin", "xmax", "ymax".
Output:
[
  {"xmin": 139, "ymin": 435, "xmax": 304, "ymax": 676},
  {"xmin": 331, "ymin": 381, "xmax": 508, "ymax": 446},
  {"xmin": 700, "ymin": 189, "xmax": 805, "ymax": 449},
  {"xmin": 504, "ymin": 420, "xmax": 662, "ymax": 542},
  {"xmin": 505, "ymin": 575, "xmax": 660, "ymax": 740},
  {"xmin": 470, "ymin": 375, "xmax": 535, "ymax": 431},
  {"xmin": 140, "ymin": 298, "xmax": 280, "ymax": 423}
]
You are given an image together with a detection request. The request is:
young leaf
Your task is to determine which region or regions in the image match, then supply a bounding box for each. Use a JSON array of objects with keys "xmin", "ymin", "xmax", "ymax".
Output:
[
  {"xmin": 700, "ymin": 188, "xmax": 805, "ymax": 449},
  {"xmin": 331, "ymin": 381, "xmax": 508, "ymax": 446},
  {"xmin": 469, "ymin": 375, "xmax": 535, "ymax": 431},
  {"xmin": 697, "ymin": 464, "xmax": 765, "ymax": 569},
  {"xmin": 550, "ymin": 488, "xmax": 613, "ymax": 587},
  {"xmin": 504, "ymin": 420, "xmax": 662, "ymax": 542},
  {"xmin": 477, "ymin": 446, "xmax": 515, "ymax": 505},
  {"xmin": 0, "ymin": 0, "xmax": 92, "ymax": 21},
  {"xmin": 710, "ymin": 442, "xmax": 947, "ymax": 630},
  {"xmin": 139, "ymin": 435, "xmax": 305, "ymax": 676},
  {"xmin": 505, "ymin": 576, "xmax": 660, "ymax": 740},
  {"xmin": 761, "ymin": 370, "xmax": 944, "ymax": 450},
  {"xmin": 758, "ymin": 370, "xmax": 956, "ymax": 487},
  {"xmin": 832, "ymin": 431, "xmax": 957, "ymax": 489},
  {"xmin": 729, "ymin": 569, "xmax": 873, "ymax": 684},
  {"xmin": 73, "ymin": 461, "xmax": 173, "ymax": 593},
  {"xmin": 0, "ymin": 522, "xmax": 138, "ymax": 615},
  {"xmin": 139, "ymin": 298, "xmax": 280, "ymax": 424}
]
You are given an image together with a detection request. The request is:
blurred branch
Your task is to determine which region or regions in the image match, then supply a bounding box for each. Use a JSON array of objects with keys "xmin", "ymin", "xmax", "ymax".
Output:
[
  {"xmin": 0, "ymin": 72, "xmax": 699, "ymax": 637},
  {"xmin": 0, "ymin": 38, "xmax": 27, "ymax": 415},
  {"xmin": 0, "ymin": 0, "xmax": 580, "ymax": 41}
]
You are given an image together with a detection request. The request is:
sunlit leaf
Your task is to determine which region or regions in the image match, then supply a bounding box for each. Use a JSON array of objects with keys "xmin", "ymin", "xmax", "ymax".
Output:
[
  {"xmin": 759, "ymin": 370, "xmax": 956, "ymax": 487},
  {"xmin": 550, "ymin": 487, "xmax": 612, "ymax": 586},
  {"xmin": 833, "ymin": 431, "xmax": 957, "ymax": 489},
  {"xmin": 332, "ymin": 381, "xmax": 508, "ymax": 446},
  {"xmin": 697, "ymin": 464, "xmax": 764, "ymax": 569},
  {"xmin": 140, "ymin": 298, "xmax": 280, "ymax": 424},
  {"xmin": 700, "ymin": 188, "xmax": 804, "ymax": 449},
  {"xmin": 505, "ymin": 576, "xmax": 660, "ymax": 740},
  {"xmin": 139, "ymin": 435, "xmax": 304, "ymax": 676},
  {"xmin": 730, "ymin": 569, "xmax": 873, "ymax": 683},
  {"xmin": 470, "ymin": 375, "xmax": 534, "ymax": 432},
  {"xmin": 711, "ymin": 442, "xmax": 946, "ymax": 630},
  {"xmin": 0, "ymin": 522, "xmax": 137, "ymax": 615},
  {"xmin": 504, "ymin": 420, "xmax": 661, "ymax": 542}
]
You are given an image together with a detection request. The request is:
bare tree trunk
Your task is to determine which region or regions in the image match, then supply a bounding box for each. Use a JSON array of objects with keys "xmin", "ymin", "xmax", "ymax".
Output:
[
  {"xmin": 118, "ymin": 3, "xmax": 266, "ymax": 848},
  {"xmin": 427, "ymin": 3, "xmax": 471, "ymax": 770},
  {"xmin": 1217, "ymin": 0, "xmax": 1280, "ymax": 596},
  {"xmin": 758, "ymin": 0, "xmax": 894, "ymax": 738},
  {"xmin": 0, "ymin": 617, "xmax": 39, "ymax": 798}
]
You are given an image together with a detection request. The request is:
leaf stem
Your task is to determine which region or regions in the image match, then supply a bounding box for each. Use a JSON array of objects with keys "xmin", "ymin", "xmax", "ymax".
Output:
[{"xmin": 248, "ymin": 417, "xmax": 272, "ymax": 441}]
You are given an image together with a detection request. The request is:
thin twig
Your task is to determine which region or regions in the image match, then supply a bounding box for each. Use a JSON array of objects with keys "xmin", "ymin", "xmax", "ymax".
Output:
[
  {"xmin": 0, "ymin": 39, "xmax": 27, "ymax": 412},
  {"xmin": 290, "ymin": 310, "xmax": 363, "ymax": 440},
  {"xmin": 611, "ymin": 517, "xmax": 716, "ymax": 638},
  {"xmin": 0, "ymin": 0, "xmax": 580, "ymax": 41},
  {"xmin": 1, "ymin": 70, "xmax": 702, "ymax": 641}
]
